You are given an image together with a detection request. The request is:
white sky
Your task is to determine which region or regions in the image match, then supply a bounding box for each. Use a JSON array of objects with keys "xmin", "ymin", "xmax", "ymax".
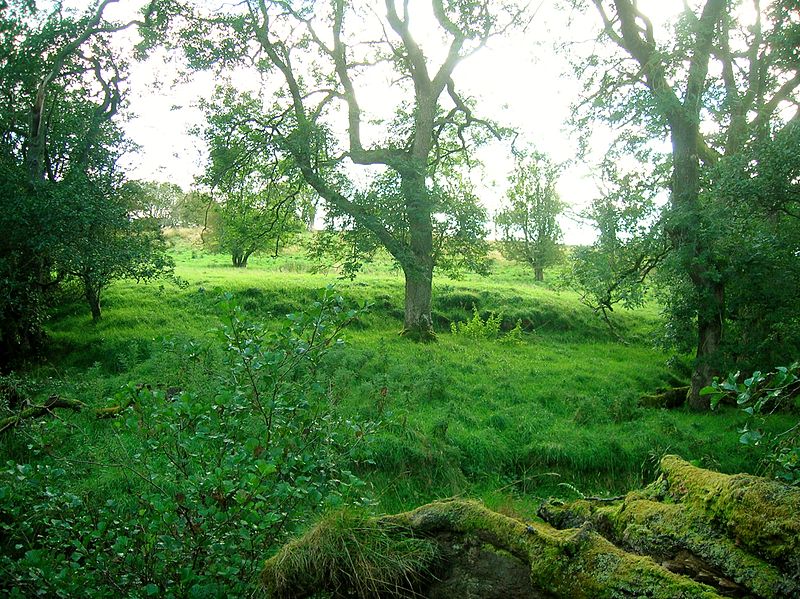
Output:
[{"xmin": 111, "ymin": 0, "xmax": 688, "ymax": 245}]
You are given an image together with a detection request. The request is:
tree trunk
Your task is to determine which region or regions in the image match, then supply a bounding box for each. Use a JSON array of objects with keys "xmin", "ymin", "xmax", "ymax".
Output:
[
  {"xmin": 401, "ymin": 172, "xmax": 435, "ymax": 340},
  {"xmin": 231, "ymin": 250, "xmax": 248, "ymax": 268},
  {"xmin": 402, "ymin": 266, "xmax": 434, "ymax": 340},
  {"xmin": 670, "ymin": 119, "xmax": 723, "ymax": 411},
  {"xmin": 534, "ymin": 267, "xmax": 544, "ymax": 282},
  {"xmin": 84, "ymin": 280, "xmax": 102, "ymax": 322},
  {"xmin": 688, "ymin": 281, "xmax": 725, "ymax": 410}
]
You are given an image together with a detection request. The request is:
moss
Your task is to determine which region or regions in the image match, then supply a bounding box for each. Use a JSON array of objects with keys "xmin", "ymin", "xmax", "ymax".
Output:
[
  {"xmin": 660, "ymin": 455, "xmax": 800, "ymax": 574},
  {"xmin": 266, "ymin": 499, "xmax": 721, "ymax": 598},
  {"xmin": 539, "ymin": 458, "xmax": 799, "ymax": 598}
]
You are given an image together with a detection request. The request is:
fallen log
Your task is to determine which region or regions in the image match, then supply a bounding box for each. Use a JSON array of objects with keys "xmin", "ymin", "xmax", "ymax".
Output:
[
  {"xmin": 538, "ymin": 456, "xmax": 799, "ymax": 598},
  {"xmin": 0, "ymin": 389, "xmax": 152, "ymax": 434},
  {"xmin": 0, "ymin": 395, "xmax": 85, "ymax": 434},
  {"xmin": 261, "ymin": 456, "xmax": 799, "ymax": 598}
]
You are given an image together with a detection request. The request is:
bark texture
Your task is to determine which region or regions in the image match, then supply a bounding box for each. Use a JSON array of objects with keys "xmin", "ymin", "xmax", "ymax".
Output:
[{"xmin": 261, "ymin": 456, "xmax": 798, "ymax": 598}]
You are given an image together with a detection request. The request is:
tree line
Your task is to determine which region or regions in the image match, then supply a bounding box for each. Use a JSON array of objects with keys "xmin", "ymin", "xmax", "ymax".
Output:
[{"xmin": 1, "ymin": 0, "xmax": 798, "ymax": 411}]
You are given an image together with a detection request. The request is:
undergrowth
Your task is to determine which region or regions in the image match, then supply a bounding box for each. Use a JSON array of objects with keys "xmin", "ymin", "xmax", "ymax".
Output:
[{"xmin": 1, "ymin": 240, "xmax": 794, "ymax": 595}]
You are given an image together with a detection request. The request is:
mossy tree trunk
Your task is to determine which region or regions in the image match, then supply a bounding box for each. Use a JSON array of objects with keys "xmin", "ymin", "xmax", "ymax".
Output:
[{"xmin": 261, "ymin": 456, "xmax": 799, "ymax": 599}]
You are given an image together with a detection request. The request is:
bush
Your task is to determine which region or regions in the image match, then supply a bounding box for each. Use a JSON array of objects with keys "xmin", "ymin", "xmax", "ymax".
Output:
[
  {"xmin": 0, "ymin": 288, "xmax": 375, "ymax": 596},
  {"xmin": 450, "ymin": 307, "xmax": 523, "ymax": 343},
  {"xmin": 703, "ymin": 362, "xmax": 800, "ymax": 484}
]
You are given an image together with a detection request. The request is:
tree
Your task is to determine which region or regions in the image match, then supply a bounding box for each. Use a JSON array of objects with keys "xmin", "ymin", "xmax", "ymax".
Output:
[
  {"xmin": 125, "ymin": 180, "xmax": 186, "ymax": 226},
  {"xmin": 566, "ymin": 164, "xmax": 668, "ymax": 340},
  {"xmin": 56, "ymin": 175, "xmax": 175, "ymax": 322},
  {"xmin": 158, "ymin": 0, "xmax": 524, "ymax": 339},
  {"xmin": 0, "ymin": 0, "xmax": 168, "ymax": 361},
  {"xmin": 572, "ymin": 0, "xmax": 800, "ymax": 408},
  {"xmin": 203, "ymin": 183, "xmax": 306, "ymax": 268},
  {"xmin": 199, "ymin": 88, "xmax": 313, "ymax": 268},
  {"xmin": 495, "ymin": 150, "xmax": 565, "ymax": 281}
]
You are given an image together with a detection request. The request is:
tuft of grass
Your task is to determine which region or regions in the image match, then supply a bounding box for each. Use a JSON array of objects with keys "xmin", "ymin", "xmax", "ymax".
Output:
[{"xmin": 261, "ymin": 508, "xmax": 438, "ymax": 599}]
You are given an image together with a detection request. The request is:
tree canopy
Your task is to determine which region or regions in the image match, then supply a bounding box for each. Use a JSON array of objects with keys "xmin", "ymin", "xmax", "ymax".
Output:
[{"xmin": 570, "ymin": 0, "xmax": 800, "ymax": 408}]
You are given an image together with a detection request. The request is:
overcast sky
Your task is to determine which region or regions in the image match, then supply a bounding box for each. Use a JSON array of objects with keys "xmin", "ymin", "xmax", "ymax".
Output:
[{"xmin": 111, "ymin": 0, "xmax": 687, "ymax": 245}]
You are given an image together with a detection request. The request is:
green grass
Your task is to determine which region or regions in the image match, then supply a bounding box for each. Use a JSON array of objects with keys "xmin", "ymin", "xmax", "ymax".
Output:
[{"xmin": 4, "ymin": 237, "xmax": 789, "ymax": 519}]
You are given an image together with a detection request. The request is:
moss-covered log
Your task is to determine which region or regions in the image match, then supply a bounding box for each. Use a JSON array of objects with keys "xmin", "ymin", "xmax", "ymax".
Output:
[
  {"xmin": 538, "ymin": 456, "xmax": 799, "ymax": 598},
  {"xmin": 261, "ymin": 456, "xmax": 800, "ymax": 598},
  {"xmin": 0, "ymin": 395, "xmax": 86, "ymax": 434}
]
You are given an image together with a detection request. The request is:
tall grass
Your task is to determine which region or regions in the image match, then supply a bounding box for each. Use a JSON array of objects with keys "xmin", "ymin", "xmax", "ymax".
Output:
[{"xmin": 6, "ymin": 236, "xmax": 788, "ymax": 518}]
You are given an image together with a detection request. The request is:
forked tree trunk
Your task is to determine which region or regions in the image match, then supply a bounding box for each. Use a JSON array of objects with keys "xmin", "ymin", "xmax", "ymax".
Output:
[{"xmin": 231, "ymin": 249, "xmax": 251, "ymax": 268}]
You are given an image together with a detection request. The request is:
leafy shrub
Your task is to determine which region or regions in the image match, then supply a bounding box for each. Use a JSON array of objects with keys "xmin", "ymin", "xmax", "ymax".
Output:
[
  {"xmin": 450, "ymin": 307, "xmax": 523, "ymax": 344},
  {"xmin": 450, "ymin": 307, "xmax": 502, "ymax": 340},
  {"xmin": 0, "ymin": 288, "xmax": 375, "ymax": 596},
  {"xmin": 703, "ymin": 362, "xmax": 800, "ymax": 484}
]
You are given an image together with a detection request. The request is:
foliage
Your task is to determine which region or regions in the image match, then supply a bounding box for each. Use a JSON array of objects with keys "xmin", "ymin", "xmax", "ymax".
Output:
[
  {"xmin": 570, "ymin": 0, "xmax": 800, "ymax": 407},
  {"xmin": 0, "ymin": 0, "xmax": 168, "ymax": 362},
  {"xmin": 123, "ymin": 180, "xmax": 209, "ymax": 228},
  {"xmin": 310, "ymin": 170, "xmax": 490, "ymax": 280},
  {"xmin": 495, "ymin": 150, "xmax": 565, "ymax": 281},
  {"xmin": 703, "ymin": 363, "xmax": 800, "ymax": 484},
  {"xmin": 198, "ymin": 87, "xmax": 314, "ymax": 268},
  {"xmin": 450, "ymin": 306, "xmax": 502, "ymax": 340},
  {"xmin": 448, "ymin": 305, "xmax": 524, "ymax": 344},
  {"xmin": 565, "ymin": 164, "xmax": 667, "ymax": 339},
  {"xmin": 0, "ymin": 288, "xmax": 374, "ymax": 596}
]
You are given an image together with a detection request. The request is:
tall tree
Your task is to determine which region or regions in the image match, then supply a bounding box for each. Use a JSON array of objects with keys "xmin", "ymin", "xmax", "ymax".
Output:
[
  {"xmin": 573, "ymin": 0, "xmax": 800, "ymax": 408},
  {"xmin": 495, "ymin": 150, "xmax": 565, "ymax": 281},
  {"xmin": 0, "ymin": 0, "xmax": 167, "ymax": 361},
  {"xmin": 160, "ymin": 0, "xmax": 524, "ymax": 338}
]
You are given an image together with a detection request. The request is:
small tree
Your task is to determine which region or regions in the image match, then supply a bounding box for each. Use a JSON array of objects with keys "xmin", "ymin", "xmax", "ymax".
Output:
[
  {"xmin": 204, "ymin": 182, "xmax": 306, "ymax": 268},
  {"xmin": 566, "ymin": 165, "xmax": 669, "ymax": 340},
  {"xmin": 199, "ymin": 88, "xmax": 313, "ymax": 268},
  {"xmin": 56, "ymin": 175, "xmax": 174, "ymax": 322},
  {"xmin": 495, "ymin": 151, "xmax": 564, "ymax": 281}
]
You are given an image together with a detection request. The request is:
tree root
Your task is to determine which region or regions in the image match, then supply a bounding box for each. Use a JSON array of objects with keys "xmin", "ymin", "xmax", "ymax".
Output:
[{"xmin": 638, "ymin": 386, "xmax": 689, "ymax": 408}]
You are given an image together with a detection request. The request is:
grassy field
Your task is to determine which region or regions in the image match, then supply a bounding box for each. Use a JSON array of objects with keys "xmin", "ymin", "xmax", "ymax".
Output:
[
  {"xmin": 2, "ymin": 237, "xmax": 792, "ymax": 594},
  {"xmin": 10, "ymin": 239, "xmax": 781, "ymax": 504}
]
